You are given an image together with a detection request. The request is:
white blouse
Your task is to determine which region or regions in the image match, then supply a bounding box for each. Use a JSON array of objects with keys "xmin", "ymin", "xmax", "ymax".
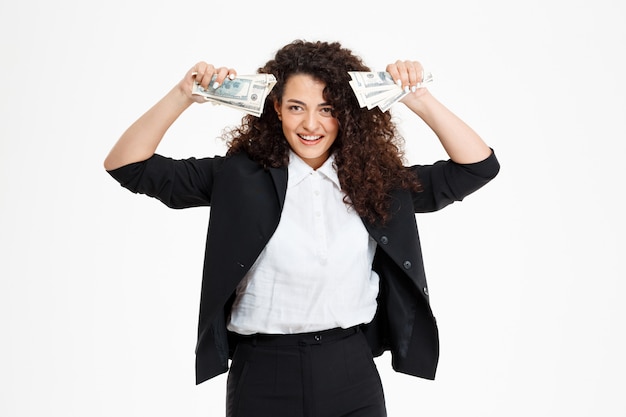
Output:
[{"xmin": 227, "ymin": 152, "xmax": 379, "ymax": 335}]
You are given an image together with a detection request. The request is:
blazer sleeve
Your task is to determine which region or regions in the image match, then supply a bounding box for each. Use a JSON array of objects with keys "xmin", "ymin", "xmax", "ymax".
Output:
[
  {"xmin": 411, "ymin": 149, "xmax": 500, "ymax": 213},
  {"xmin": 106, "ymin": 153, "xmax": 226, "ymax": 209}
]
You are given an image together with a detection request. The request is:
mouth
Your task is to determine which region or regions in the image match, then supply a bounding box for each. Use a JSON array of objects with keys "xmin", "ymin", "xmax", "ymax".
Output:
[{"xmin": 298, "ymin": 134, "xmax": 323, "ymax": 143}]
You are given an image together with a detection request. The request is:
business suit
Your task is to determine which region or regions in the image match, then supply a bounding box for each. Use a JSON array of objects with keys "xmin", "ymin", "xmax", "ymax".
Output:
[{"xmin": 108, "ymin": 148, "xmax": 500, "ymax": 385}]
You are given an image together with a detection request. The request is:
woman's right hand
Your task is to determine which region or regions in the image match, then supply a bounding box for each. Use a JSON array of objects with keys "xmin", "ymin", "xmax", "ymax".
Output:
[{"xmin": 178, "ymin": 62, "xmax": 238, "ymax": 104}]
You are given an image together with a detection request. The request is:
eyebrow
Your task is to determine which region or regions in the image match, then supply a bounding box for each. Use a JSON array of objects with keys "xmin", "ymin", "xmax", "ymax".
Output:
[{"xmin": 285, "ymin": 98, "xmax": 332, "ymax": 107}]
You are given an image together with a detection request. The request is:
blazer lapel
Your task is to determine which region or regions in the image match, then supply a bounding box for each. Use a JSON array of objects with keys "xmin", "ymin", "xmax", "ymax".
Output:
[{"xmin": 269, "ymin": 166, "xmax": 288, "ymax": 209}]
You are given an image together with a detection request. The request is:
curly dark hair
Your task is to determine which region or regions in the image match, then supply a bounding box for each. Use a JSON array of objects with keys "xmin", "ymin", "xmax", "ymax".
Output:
[{"xmin": 225, "ymin": 39, "xmax": 421, "ymax": 224}]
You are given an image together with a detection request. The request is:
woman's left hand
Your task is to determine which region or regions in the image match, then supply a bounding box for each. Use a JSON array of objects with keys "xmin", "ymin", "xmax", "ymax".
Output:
[{"xmin": 386, "ymin": 60, "xmax": 429, "ymax": 100}]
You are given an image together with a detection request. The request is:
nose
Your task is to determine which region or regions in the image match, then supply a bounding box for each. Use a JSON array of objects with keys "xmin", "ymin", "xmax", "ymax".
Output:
[{"xmin": 302, "ymin": 111, "xmax": 320, "ymax": 131}]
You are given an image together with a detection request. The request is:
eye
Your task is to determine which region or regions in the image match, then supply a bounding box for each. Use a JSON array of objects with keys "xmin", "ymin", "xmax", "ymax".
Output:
[
  {"xmin": 320, "ymin": 106, "xmax": 334, "ymax": 116},
  {"xmin": 288, "ymin": 104, "xmax": 303, "ymax": 112}
]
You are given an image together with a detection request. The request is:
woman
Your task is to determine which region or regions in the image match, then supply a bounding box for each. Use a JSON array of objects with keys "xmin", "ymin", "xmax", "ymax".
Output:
[{"xmin": 104, "ymin": 40, "xmax": 499, "ymax": 417}]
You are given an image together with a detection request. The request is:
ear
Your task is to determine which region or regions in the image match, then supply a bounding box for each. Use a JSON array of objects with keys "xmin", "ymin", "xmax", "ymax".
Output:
[{"xmin": 274, "ymin": 100, "xmax": 282, "ymax": 120}]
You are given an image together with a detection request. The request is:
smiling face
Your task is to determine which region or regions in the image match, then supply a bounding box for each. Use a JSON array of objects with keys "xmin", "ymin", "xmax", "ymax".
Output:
[{"xmin": 274, "ymin": 74, "xmax": 339, "ymax": 170}]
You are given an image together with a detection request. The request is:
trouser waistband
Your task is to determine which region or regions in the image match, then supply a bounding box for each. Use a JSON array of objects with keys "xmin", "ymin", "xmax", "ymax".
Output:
[{"xmin": 236, "ymin": 325, "xmax": 361, "ymax": 347}]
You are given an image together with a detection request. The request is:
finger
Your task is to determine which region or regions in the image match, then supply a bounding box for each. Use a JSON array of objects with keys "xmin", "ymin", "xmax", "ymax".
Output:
[
  {"xmin": 213, "ymin": 66, "xmax": 240, "ymax": 89},
  {"xmin": 192, "ymin": 63, "xmax": 218, "ymax": 90},
  {"xmin": 406, "ymin": 61, "xmax": 422, "ymax": 92},
  {"xmin": 393, "ymin": 60, "xmax": 420, "ymax": 92},
  {"xmin": 385, "ymin": 62, "xmax": 402, "ymax": 88},
  {"xmin": 395, "ymin": 60, "xmax": 411, "ymax": 92},
  {"xmin": 189, "ymin": 62, "xmax": 207, "ymax": 79}
]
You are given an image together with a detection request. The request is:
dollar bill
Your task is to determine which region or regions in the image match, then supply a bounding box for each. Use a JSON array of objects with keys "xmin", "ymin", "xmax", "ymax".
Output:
[
  {"xmin": 348, "ymin": 71, "xmax": 433, "ymax": 112},
  {"xmin": 192, "ymin": 74, "xmax": 277, "ymax": 117}
]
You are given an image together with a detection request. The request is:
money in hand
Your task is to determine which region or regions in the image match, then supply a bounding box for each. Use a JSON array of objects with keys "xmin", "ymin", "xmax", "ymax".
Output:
[
  {"xmin": 192, "ymin": 74, "xmax": 277, "ymax": 117},
  {"xmin": 348, "ymin": 71, "xmax": 433, "ymax": 112}
]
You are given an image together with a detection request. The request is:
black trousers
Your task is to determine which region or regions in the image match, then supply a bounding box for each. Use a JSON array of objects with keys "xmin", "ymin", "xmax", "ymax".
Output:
[{"xmin": 226, "ymin": 326, "xmax": 387, "ymax": 417}]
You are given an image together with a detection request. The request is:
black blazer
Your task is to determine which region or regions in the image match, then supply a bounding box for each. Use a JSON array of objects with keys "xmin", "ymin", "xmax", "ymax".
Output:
[{"xmin": 108, "ymin": 150, "xmax": 500, "ymax": 384}]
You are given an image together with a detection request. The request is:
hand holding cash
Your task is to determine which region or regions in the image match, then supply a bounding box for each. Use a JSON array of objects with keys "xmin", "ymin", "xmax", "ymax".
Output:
[
  {"xmin": 348, "ymin": 71, "xmax": 433, "ymax": 112},
  {"xmin": 192, "ymin": 74, "xmax": 277, "ymax": 117}
]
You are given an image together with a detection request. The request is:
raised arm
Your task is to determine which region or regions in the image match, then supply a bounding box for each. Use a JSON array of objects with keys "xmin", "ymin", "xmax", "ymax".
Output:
[
  {"xmin": 103, "ymin": 63, "xmax": 236, "ymax": 171},
  {"xmin": 386, "ymin": 60, "xmax": 492, "ymax": 164}
]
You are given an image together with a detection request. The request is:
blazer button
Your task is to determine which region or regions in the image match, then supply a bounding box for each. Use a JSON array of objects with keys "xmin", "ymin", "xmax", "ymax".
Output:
[
  {"xmin": 423, "ymin": 287, "xmax": 429, "ymax": 296},
  {"xmin": 403, "ymin": 260, "xmax": 412, "ymax": 269},
  {"xmin": 380, "ymin": 236, "xmax": 389, "ymax": 245}
]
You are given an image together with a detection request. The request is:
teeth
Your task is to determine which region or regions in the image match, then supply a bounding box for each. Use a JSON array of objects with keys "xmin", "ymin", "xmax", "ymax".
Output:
[{"xmin": 300, "ymin": 135, "xmax": 321, "ymax": 141}]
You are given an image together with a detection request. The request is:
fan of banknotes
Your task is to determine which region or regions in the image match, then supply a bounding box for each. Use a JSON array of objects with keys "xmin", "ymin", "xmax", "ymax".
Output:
[
  {"xmin": 348, "ymin": 71, "xmax": 433, "ymax": 112},
  {"xmin": 192, "ymin": 74, "xmax": 277, "ymax": 117}
]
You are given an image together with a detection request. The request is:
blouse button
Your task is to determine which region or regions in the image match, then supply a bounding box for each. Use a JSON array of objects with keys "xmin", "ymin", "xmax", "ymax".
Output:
[{"xmin": 423, "ymin": 287, "xmax": 429, "ymax": 296}]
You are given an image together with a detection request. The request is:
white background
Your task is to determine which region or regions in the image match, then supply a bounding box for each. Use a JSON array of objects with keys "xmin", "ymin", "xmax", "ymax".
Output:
[{"xmin": 1, "ymin": 0, "xmax": 625, "ymax": 416}]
